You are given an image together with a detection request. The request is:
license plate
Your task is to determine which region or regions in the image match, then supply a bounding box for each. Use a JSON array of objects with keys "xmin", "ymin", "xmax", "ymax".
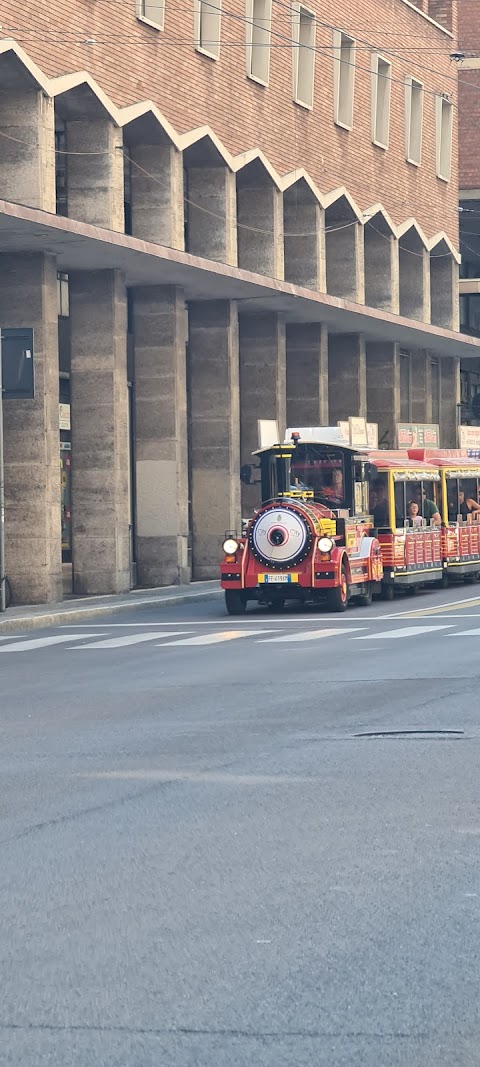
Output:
[{"xmin": 263, "ymin": 574, "xmax": 289, "ymax": 583}]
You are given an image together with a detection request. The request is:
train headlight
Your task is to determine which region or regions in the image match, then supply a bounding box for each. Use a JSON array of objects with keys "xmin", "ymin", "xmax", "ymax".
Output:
[
  {"xmin": 223, "ymin": 538, "xmax": 239, "ymax": 554},
  {"xmin": 318, "ymin": 536, "xmax": 334, "ymax": 553}
]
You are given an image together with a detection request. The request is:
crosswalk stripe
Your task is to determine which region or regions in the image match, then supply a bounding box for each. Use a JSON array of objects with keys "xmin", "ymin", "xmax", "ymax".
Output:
[
  {"xmin": 70, "ymin": 631, "xmax": 191, "ymax": 649},
  {"xmin": 160, "ymin": 630, "xmax": 273, "ymax": 646},
  {"xmin": 355, "ymin": 625, "xmax": 454, "ymax": 641},
  {"xmin": 449, "ymin": 628, "xmax": 480, "ymax": 637},
  {"xmin": 0, "ymin": 633, "xmax": 106, "ymax": 652},
  {"xmin": 260, "ymin": 627, "xmax": 365, "ymax": 643}
]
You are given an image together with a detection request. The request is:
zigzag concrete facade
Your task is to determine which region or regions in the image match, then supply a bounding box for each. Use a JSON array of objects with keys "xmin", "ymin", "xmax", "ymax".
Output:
[{"xmin": 0, "ymin": 5, "xmax": 478, "ymax": 603}]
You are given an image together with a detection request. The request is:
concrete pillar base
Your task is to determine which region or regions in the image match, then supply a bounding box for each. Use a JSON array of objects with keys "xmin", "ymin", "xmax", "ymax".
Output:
[
  {"xmin": 328, "ymin": 334, "xmax": 367, "ymax": 424},
  {"xmin": 287, "ymin": 323, "xmax": 328, "ymax": 426},
  {"xmin": 366, "ymin": 342, "xmax": 400, "ymax": 448},
  {"xmin": 240, "ymin": 312, "xmax": 286, "ymax": 513},
  {"xmin": 189, "ymin": 300, "xmax": 240, "ymax": 578},
  {"xmin": 70, "ymin": 270, "xmax": 131, "ymax": 595},
  {"xmin": 134, "ymin": 285, "xmax": 189, "ymax": 587},
  {"xmin": 0, "ymin": 253, "xmax": 62, "ymax": 604}
]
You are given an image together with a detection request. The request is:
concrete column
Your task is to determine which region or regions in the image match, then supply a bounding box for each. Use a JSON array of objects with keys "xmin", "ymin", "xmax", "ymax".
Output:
[
  {"xmin": 188, "ymin": 301, "xmax": 240, "ymax": 578},
  {"xmin": 430, "ymin": 253, "xmax": 458, "ymax": 331},
  {"xmin": 133, "ymin": 286, "xmax": 189, "ymax": 586},
  {"xmin": 325, "ymin": 222, "xmax": 364, "ymax": 303},
  {"xmin": 364, "ymin": 228, "xmax": 400, "ymax": 313},
  {"xmin": 69, "ymin": 270, "xmax": 130, "ymax": 594},
  {"xmin": 237, "ymin": 177, "xmax": 284, "ymax": 279},
  {"xmin": 328, "ymin": 334, "xmax": 367, "ymax": 424},
  {"xmin": 130, "ymin": 143, "xmax": 184, "ymax": 249},
  {"xmin": 66, "ymin": 119, "xmax": 124, "ymax": 231},
  {"xmin": 0, "ymin": 253, "xmax": 61, "ymax": 603},
  {"xmin": 399, "ymin": 244, "xmax": 430, "ymax": 322},
  {"xmin": 283, "ymin": 185, "xmax": 325, "ymax": 291},
  {"xmin": 410, "ymin": 351, "xmax": 429, "ymax": 422},
  {"xmin": 0, "ymin": 90, "xmax": 55, "ymax": 210},
  {"xmin": 186, "ymin": 167, "xmax": 237, "ymax": 265},
  {"xmin": 366, "ymin": 342, "xmax": 400, "ymax": 447},
  {"xmin": 286, "ymin": 323, "xmax": 328, "ymax": 426},
  {"xmin": 440, "ymin": 357, "xmax": 460, "ymax": 447},
  {"xmin": 239, "ymin": 312, "xmax": 286, "ymax": 513}
]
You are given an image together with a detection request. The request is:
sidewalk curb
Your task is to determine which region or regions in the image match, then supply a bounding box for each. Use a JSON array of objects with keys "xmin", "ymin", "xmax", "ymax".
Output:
[{"xmin": 0, "ymin": 586, "xmax": 223, "ymax": 634}]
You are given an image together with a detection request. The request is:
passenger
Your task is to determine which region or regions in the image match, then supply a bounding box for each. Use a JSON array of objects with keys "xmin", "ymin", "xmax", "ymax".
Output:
[
  {"xmin": 321, "ymin": 468, "xmax": 344, "ymax": 506},
  {"xmin": 457, "ymin": 489, "xmax": 469, "ymax": 521},
  {"xmin": 372, "ymin": 480, "xmax": 390, "ymax": 528},
  {"xmin": 407, "ymin": 500, "xmax": 423, "ymax": 527},
  {"xmin": 418, "ymin": 488, "xmax": 441, "ymax": 527},
  {"xmin": 463, "ymin": 489, "xmax": 480, "ymax": 517},
  {"xmin": 369, "ymin": 488, "xmax": 378, "ymax": 514}
]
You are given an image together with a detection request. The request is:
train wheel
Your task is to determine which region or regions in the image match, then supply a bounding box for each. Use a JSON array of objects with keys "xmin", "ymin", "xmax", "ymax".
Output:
[
  {"xmin": 405, "ymin": 584, "xmax": 419, "ymax": 596},
  {"xmin": 225, "ymin": 590, "xmax": 247, "ymax": 616},
  {"xmin": 326, "ymin": 566, "xmax": 348, "ymax": 613},
  {"xmin": 464, "ymin": 574, "xmax": 475, "ymax": 584},
  {"xmin": 382, "ymin": 583, "xmax": 395, "ymax": 601},
  {"xmin": 357, "ymin": 583, "xmax": 373, "ymax": 607}
]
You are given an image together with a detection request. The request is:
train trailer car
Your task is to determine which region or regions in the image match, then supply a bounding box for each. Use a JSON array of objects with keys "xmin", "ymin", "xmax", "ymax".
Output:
[
  {"xmin": 220, "ymin": 431, "xmax": 383, "ymax": 615},
  {"xmin": 368, "ymin": 451, "xmax": 444, "ymax": 598},
  {"xmin": 408, "ymin": 449, "xmax": 480, "ymax": 584}
]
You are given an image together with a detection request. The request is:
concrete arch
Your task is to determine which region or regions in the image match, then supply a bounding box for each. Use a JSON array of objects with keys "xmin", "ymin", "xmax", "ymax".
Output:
[
  {"xmin": 283, "ymin": 177, "xmax": 325, "ymax": 291},
  {"xmin": 429, "ymin": 236, "xmax": 459, "ymax": 330},
  {"xmin": 364, "ymin": 208, "xmax": 399, "ymax": 313},
  {"xmin": 121, "ymin": 108, "xmax": 184, "ymax": 248},
  {"xmin": 236, "ymin": 156, "xmax": 283, "ymax": 278},
  {"xmin": 325, "ymin": 191, "xmax": 364, "ymax": 303},
  {"xmin": 183, "ymin": 134, "xmax": 236, "ymax": 264},
  {"xmin": 399, "ymin": 223, "xmax": 430, "ymax": 323}
]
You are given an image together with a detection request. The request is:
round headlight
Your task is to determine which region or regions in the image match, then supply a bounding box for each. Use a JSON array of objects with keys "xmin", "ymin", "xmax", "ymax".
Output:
[
  {"xmin": 318, "ymin": 536, "xmax": 334, "ymax": 553},
  {"xmin": 223, "ymin": 538, "xmax": 239, "ymax": 554}
]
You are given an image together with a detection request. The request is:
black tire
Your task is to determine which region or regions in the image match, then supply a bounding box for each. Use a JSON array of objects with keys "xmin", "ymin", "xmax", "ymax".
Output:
[
  {"xmin": 405, "ymin": 584, "xmax": 419, "ymax": 597},
  {"xmin": 464, "ymin": 574, "xmax": 475, "ymax": 585},
  {"xmin": 438, "ymin": 571, "xmax": 449, "ymax": 589},
  {"xmin": 225, "ymin": 590, "xmax": 247, "ymax": 616},
  {"xmin": 326, "ymin": 565, "xmax": 348, "ymax": 613},
  {"xmin": 382, "ymin": 583, "xmax": 395, "ymax": 601},
  {"xmin": 1, "ymin": 575, "xmax": 12, "ymax": 609},
  {"xmin": 357, "ymin": 583, "xmax": 373, "ymax": 607}
]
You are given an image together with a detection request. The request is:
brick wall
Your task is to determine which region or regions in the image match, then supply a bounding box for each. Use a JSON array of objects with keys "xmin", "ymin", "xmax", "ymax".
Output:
[
  {"xmin": 458, "ymin": 0, "xmax": 480, "ymax": 190},
  {"xmin": 1, "ymin": 0, "xmax": 459, "ymax": 242}
]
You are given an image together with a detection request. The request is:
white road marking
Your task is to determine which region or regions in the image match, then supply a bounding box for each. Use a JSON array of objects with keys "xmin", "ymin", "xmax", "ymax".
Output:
[
  {"xmin": 355, "ymin": 625, "xmax": 454, "ymax": 640},
  {"xmin": 0, "ymin": 633, "xmax": 106, "ymax": 652},
  {"xmin": 449, "ymin": 628, "xmax": 480, "ymax": 637},
  {"xmin": 384, "ymin": 593, "xmax": 480, "ymax": 619},
  {"xmin": 260, "ymin": 627, "xmax": 365, "ymax": 643},
  {"xmin": 160, "ymin": 630, "xmax": 272, "ymax": 646},
  {"xmin": 70, "ymin": 631, "xmax": 191, "ymax": 649}
]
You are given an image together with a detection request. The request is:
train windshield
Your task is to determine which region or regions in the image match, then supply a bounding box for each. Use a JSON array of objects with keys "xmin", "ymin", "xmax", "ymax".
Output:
[{"xmin": 290, "ymin": 447, "xmax": 346, "ymax": 508}]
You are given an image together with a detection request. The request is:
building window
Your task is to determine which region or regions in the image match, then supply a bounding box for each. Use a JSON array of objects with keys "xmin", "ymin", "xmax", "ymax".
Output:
[
  {"xmin": 137, "ymin": 0, "xmax": 164, "ymax": 30},
  {"xmin": 292, "ymin": 6, "xmax": 315, "ymax": 109},
  {"xmin": 194, "ymin": 0, "xmax": 221, "ymax": 58},
  {"xmin": 371, "ymin": 54, "xmax": 391, "ymax": 149},
  {"xmin": 405, "ymin": 77, "xmax": 423, "ymax": 165},
  {"xmin": 246, "ymin": 0, "xmax": 272, "ymax": 86},
  {"xmin": 333, "ymin": 31, "xmax": 355, "ymax": 129},
  {"xmin": 460, "ymin": 294, "xmax": 480, "ymax": 338},
  {"xmin": 436, "ymin": 95, "xmax": 453, "ymax": 182},
  {"xmin": 57, "ymin": 274, "xmax": 69, "ymax": 318}
]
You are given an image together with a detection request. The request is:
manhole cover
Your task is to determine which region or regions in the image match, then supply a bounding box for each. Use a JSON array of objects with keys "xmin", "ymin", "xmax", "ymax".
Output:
[{"xmin": 354, "ymin": 729, "xmax": 464, "ymax": 739}]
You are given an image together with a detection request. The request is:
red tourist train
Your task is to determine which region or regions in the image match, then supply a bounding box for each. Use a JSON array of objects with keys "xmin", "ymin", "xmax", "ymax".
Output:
[{"xmin": 219, "ymin": 428, "xmax": 480, "ymax": 614}]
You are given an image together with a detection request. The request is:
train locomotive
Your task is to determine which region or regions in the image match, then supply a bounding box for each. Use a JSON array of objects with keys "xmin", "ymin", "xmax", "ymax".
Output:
[{"xmin": 220, "ymin": 428, "xmax": 383, "ymax": 614}]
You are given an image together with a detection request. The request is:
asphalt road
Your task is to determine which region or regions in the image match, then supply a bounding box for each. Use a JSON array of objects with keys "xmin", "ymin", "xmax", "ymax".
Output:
[{"xmin": 2, "ymin": 584, "xmax": 480, "ymax": 1066}]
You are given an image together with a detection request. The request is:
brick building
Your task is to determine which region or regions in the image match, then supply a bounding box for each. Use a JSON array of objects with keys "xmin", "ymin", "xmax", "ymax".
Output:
[
  {"xmin": 0, "ymin": 0, "xmax": 477, "ymax": 604},
  {"xmin": 457, "ymin": 2, "xmax": 480, "ymax": 418}
]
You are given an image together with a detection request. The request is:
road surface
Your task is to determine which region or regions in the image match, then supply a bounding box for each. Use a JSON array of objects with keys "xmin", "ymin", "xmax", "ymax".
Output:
[{"xmin": 1, "ymin": 584, "xmax": 480, "ymax": 1065}]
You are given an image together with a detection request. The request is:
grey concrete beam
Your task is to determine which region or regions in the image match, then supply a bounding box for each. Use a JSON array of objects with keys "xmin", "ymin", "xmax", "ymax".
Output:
[
  {"xmin": 0, "ymin": 90, "xmax": 55, "ymax": 210},
  {"xmin": 286, "ymin": 322, "xmax": 328, "ymax": 426},
  {"xmin": 328, "ymin": 333, "xmax": 367, "ymax": 423},
  {"xmin": 239, "ymin": 311, "xmax": 286, "ymax": 513},
  {"xmin": 130, "ymin": 143, "xmax": 184, "ymax": 249},
  {"xmin": 66, "ymin": 119, "xmax": 124, "ymax": 231}
]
